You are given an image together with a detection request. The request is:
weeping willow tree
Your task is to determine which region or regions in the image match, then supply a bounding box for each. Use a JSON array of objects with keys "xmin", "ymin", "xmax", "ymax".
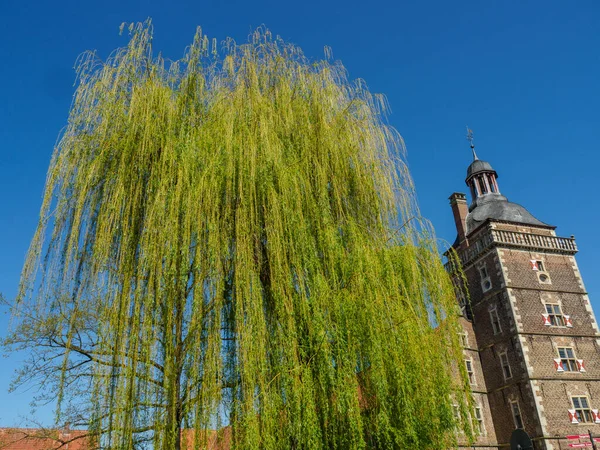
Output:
[{"xmin": 7, "ymin": 21, "xmax": 475, "ymax": 449}]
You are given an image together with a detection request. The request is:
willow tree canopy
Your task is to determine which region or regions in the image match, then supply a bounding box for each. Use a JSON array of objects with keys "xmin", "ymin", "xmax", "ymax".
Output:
[{"xmin": 10, "ymin": 21, "xmax": 473, "ymax": 450}]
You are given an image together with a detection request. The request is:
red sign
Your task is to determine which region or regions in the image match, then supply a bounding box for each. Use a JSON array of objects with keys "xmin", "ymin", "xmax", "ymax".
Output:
[
  {"xmin": 568, "ymin": 443, "xmax": 592, "ymax": 448},
  {"xmin": 568, "ymin": 435, "xmax": 592, "ymax": 440}
]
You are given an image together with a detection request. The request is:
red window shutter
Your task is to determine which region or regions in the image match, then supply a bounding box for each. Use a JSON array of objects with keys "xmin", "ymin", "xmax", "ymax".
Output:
[
  {"xmin": 568, "ymin": 409, "xmax": 579, "ymax": 424},
  {"xmin": 554, "ymin": 358, "xmax": 564, "ymax": 372},
  {"xmin": 593, "ymin": 409, "xmax": 600, "ymax": 424},
  {"xmin": 577, "ymin": 359, "xmax": 586, "ymax": 372},
  {"xmin": 530, "ymin": 259, "xmax": 538, "ymax": 271},
  {"xmin": 542, "ymin": 314, "xmax": 551, "ymax": 326},
  {"xmin": 565, "ymin": 315, "xmax": 573, "ymax": 327}
]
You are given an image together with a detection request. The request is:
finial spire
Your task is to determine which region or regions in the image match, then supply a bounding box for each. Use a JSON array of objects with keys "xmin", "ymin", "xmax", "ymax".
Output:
[{"xmin": 466, "ymin": 126, "xmax": 478, "ymax": 160}]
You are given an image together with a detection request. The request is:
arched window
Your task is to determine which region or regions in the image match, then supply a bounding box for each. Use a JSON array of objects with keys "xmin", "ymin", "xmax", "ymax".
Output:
[
  {"xmin": 478, "ymin": 176, "xmax": 488, "ymax": 194},
  {"xmin": 488, "ymin": 175, "xmax": 497, "ymax": 193}
]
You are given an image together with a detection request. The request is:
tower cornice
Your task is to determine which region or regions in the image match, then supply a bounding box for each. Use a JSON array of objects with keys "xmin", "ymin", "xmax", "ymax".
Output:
[{"xmin": 445, "ymin": 222, "xmax": 577, "ymax": 273}]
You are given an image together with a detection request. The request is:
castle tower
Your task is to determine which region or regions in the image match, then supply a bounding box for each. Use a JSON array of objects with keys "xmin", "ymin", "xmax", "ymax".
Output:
[{"xmin": 449, "ymin": 143, "xmax": 600, "ymax": 450}]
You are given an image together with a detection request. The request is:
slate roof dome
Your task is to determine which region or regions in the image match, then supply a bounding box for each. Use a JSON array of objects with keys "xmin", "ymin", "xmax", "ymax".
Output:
[
  {"xmin": 461, "ymin": 144, "xmax": 553, "ymax": 234},
  {"xmin": 465, "ymin": 194, "xmax": 551, "ymax": 234},
  {"xmin": 466, "ymin": 159, "xmax": 495, "ymax": 180}
]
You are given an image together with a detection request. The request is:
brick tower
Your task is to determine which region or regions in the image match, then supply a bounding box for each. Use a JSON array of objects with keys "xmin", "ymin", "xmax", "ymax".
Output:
[{"xmin": 449, "ymin": 142, "xmax": 600, "ymax": 450}]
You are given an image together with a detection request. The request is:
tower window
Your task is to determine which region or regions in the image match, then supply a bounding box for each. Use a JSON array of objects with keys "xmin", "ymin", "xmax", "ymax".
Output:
[
  {"xmin": 538, "ymin": 272, "xmax": 551, "ymax": 284},
  {"xmin": 479, "ymin": 266, "xmax": 488, "ymax": 278},
  {"xmin": 500, "ymin": 352, "xmax": 512, "ymax": 380},
  {"xmin": 464, "ymin": 303, "xmax": 474, "ymax": 321},
  {"xmin": 475, "ymin": 404, "xmax": 485, "ymax": 435},
  {"xmin": 489, "ymin": 307, "xmax": 502, "ymax": 335},
  {"xmin": 530, "ymin": 260, "xmax": 552, "ymax": 284},
  {"xmin": 452, "ymin": 404, "xmax": 461, "ymax": 423},
  {"xmin": 558, "ymin": 347, "xmax": 578, "ymax": 372},
  {"xmin": 459, "ymin": 332, "xmax": 469, "ymax": 347},
  {"xmin": 478, "ymin": 176, "xmax": 488, "ymax": 194},
  {"xmin": 478, "ymin": 265, "xmax": 492, "ymax": 292},
  {"xmin": 530, "ymin": 260, "xmax": 545, "ymax": 271},
  {"xmin": 489, "ymin": 175, "xmax": 497, "ymax": 193},
  {"xmin": 510, "ymin": 400, "xmax": 524, "ymax": 429},
  {"xmin": 545, "ymin": 303, "xmax": 565, "ymax": 326},
  {"xmin": 465, "ymin": 359, "xmax": 476, "ymax": 385},
  {"xmin": 458, "ymin": 290, "xmax": 473, "ymax": 321},
  {"xmin": 572, "ymin": 396, "xmax": 594, "ymax": 423}
]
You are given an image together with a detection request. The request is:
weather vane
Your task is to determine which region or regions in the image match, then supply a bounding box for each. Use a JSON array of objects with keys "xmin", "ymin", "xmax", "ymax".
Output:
[{"xmin": 466, "ymin": 126, "xmax": 478, "ymax": 160}]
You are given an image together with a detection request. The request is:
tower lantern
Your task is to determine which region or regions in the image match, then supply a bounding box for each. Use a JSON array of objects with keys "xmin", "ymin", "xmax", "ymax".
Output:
[
  {"xmin": 466, "ymin": 158, "xmax": 500, "ymax": 201},
  {"xmin": 464, "ymin": 128, "xmax": 500, "ymax": 203}
]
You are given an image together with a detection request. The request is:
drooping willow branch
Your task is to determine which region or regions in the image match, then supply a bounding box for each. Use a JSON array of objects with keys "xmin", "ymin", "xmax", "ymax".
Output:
[{"xmin": 8, "ymin": 21, "xmax": 475, "ymax": 450}]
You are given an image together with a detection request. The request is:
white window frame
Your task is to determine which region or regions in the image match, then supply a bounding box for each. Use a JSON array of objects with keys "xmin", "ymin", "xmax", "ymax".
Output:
[
  {"xmin": 474, "ymin": 403, "xmax": 485, "ymax": 436},
  {"xmin": 465, "ymin": 358, "xmax": 476, "ymax": 385},
  {"xmin": 572, "ymin": 396, "xmax": 594, "ymax": 423},
  {"xmin": 545, "ymin": 303, "xmax": 566, "ymax": 327},
  {"xmin": 558, "ymin": 347, "xmax": 579, "ymax": 372},
  {"xmin": 489, "ymin": 306, "xmax": 502, "ymax": 335},
  {"xmin": 499, "ymin": 352, "xmax": 512, "ymax": 380},
  {"xmin": 510, "ymin": 400, "xmax": 524, "ymax": 429}
]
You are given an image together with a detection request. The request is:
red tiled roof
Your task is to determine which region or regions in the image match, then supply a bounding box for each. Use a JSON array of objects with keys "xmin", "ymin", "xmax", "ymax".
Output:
[
  {"xmin": 181, "ymin": 427, "xmax": 232, "ymax": 450},
  {"xmin": 0, "ymin": 428, "xmax": 89, "ymax": 450}
]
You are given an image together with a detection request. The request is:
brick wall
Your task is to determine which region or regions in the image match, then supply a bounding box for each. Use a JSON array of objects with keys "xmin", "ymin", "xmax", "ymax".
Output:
[
  {"xmin": 455, "ymin": 221, "xmax": 600, "ymax": 450},
  {"xmin": 499, "ymin": 246, "xmax": 600, "ymax": 450},
  {"xmin": 457, "ymin": 318, "xmax": 499, "ymax": 448}
]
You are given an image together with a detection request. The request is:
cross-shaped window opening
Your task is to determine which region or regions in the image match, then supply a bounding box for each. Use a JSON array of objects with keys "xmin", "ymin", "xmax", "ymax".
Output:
[
  {"xmin": 546, "ymin": 303, "xmax": 565, "ymax": 326},
  {"xmin": 558, "ymin": 347, "xmax": 578, "ymax": 372},
  {"xmin": 572, "ymin": 396, "xmax": 594, "ymax": 423}
]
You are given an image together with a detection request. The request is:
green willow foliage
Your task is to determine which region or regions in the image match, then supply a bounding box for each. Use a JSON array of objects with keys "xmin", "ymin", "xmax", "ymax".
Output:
[{"xmin": 12, "ymin": 21, "xmax": 474, "ymax": 449}]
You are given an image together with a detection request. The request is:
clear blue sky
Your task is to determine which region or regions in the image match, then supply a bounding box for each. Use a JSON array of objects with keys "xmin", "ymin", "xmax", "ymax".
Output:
[{"xmin": 1, "ymin": 0, "xmax": 599, "ymax": 426}]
